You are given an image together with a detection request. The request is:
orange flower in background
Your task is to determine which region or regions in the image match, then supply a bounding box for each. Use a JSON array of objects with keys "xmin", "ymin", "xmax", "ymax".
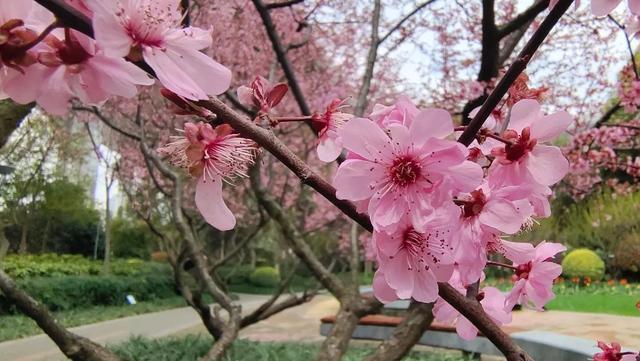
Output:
[
  {"xmin": 584, "ymin": 276, "xmax": 592, "ymax": 287},
  {"xmin": 607, "ymin": 279, "xmax": 615, "ymax": 286},
  {"xmin": 620, "ymin": 279, "xmax": 628, "ymax": 286}
]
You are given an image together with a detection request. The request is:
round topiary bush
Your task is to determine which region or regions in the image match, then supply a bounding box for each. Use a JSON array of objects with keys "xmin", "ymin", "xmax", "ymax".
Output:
[
  {"xmin": 561, "ymin": 248, "xmax": 605, "ymax": 280},
  {"xmin": 249, "ymin": 267, "xmax": 280, "ymax": 288}
]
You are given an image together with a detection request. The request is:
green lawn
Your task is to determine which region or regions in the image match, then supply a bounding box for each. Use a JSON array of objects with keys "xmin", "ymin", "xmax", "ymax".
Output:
[
  {"xmin": 112, "ymin": 335, "xmax": 471, "ymax": 361},
  {"xmin": 546, "ymin": 293, "xmax": 640, "ymax": 316},
  {"xmin": 0, "ymin": 296, "xmax": 188, "ymax": 342}
]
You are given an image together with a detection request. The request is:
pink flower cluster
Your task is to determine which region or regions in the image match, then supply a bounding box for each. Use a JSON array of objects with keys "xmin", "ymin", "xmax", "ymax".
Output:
[
  {"xmin": 618, "ymin": 64, "xmax": 640, "ymax": 113},
  {"xmin": 565, "ymin": 120, "xmax": 640, "ymax": 198},
  {"xmin": 332, "ymin": 96, "xmax": 571, "ymax": 340},
  {"xmin": 0, "ymin": 0, "xmax": 231, "ymax": 114},
  {"xmin": 594, "ymin": 341, "xmax": 639, "ymax": 361}
]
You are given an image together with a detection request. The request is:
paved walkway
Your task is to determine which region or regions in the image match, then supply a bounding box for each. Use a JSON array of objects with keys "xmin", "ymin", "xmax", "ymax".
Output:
[
  {"xmin": 0, "ymin": 294, "xmax": 271, "ymax": 361},
  {"xmin": 1, "ymin": 293, "xmax": 638, "ymax": 360}
]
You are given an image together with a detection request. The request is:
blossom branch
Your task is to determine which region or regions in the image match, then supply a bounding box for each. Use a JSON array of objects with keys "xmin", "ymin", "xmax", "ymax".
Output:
[
  {"xmin": 607, "ymin": 15, "xmax": 639, "ymax": 79},
  {"xmin": 0, "ymin": 270, "xmax": 124, "ymax": 361},
  {"xmin": 265, "ymin": 0, "xmax": 305, "ymax": 9},
  {"xmin": 438, "ymin": 283, "xmax": 533, "ymax": 361},
  {"xmin": 377, "ymin": 1, "xmax": 436, "ymax": 46},
  {"xmin": 354, "ymin": 0, "xmax": 382, "ymax": 116},
  {"xmin": 251, "ymin": 0, "xmax": 312, "ymax": 116},
  {"xmin": 497, "ymin": 0, "xmax": 549, "ymax": 39},
  {"xmin": 458, "ymin": 0, "xmax": 574, "ymax": 146}
]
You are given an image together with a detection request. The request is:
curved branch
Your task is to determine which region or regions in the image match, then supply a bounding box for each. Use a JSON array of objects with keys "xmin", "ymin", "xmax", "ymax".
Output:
[
  {"xmin": 251, "ymin": 0, "xmax": 311, "ymax": 116},
  {"xmin": 364, "ymin": 301, "xmax": 434, "ymax": 361},
  {"xmin": 458, "ymin": 0, "xmax": 574, "ymax": 146},
  {"xmin": 497, "ymin": 0, "xmax": 549, "ymax": 39},
  {"xmin": 0, "ymin": 270, "xmax": 123, "ymax": 361},
  {"xmin": 438, "ymin": 283, "xmax": 533, "ymax": 361},
  {"xmin": 377, "ymin": 0, "xmax": 436, "ymax": 46}
]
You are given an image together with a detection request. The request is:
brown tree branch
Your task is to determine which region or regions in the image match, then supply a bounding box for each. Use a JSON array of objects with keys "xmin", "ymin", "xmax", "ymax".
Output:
[
  {"xmin": 458, "ymin": 0, "xmax": 574, "ymax": 146},
  {"xmin": 594, "ymin": 103, "xmax": 622, "ymax": 128},
  {"xmin": 0, "ymin": 270, "xmax": 124, "ymax": 361},
  {"xmin": 497, "ymin": 0, "xmax": 549, "ymax": 39},
  {"xmin": 251, "ymin": 0, "xmax": 311, "ymax": 116},
  {"xmin": 364, "ymin": 301, "xmax": 435, "ymax": 361},
  {"xmin": 265, "ymin": 0, "xmax": 305, "ymax": 9},
  {"xmin": 438, "ymin": 283, "xmax": 533, "ymax": 361},
  {"xmin": 354, "ymin": 0, "xmax": 382, "ymax": 117},
  {"xmin": 377, "ymin": 1, "xmax": 436, "ymax": 46}
]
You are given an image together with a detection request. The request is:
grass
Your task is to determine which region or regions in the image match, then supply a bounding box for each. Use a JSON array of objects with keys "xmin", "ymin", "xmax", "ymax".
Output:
[
  {"xmin": 546, "ymin": 293, "xmax": 640, "ymax": 316},
  {"xmin": 484, "ymin": 277, "xmax": 640, "ymax": 317},
  {"xmin": 0, "ymin": 296, "xmax": 188, "ymax": 342},
  {"xmin": 112, "ymin": 335, "xmax": 472, "ymax": 361}
]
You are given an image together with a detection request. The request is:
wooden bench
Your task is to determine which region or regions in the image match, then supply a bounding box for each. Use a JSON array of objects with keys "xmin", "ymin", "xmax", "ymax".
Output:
[{"xmin": 320, "ymin": 314, "xmax": 619, "ymax": 361}]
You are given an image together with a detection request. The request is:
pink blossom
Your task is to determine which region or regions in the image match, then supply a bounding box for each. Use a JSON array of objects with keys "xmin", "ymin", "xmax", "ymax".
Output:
[
  {"xmin": 372, "ymin": 205, "xmax": 459, "ymax": 303},
  {"xmin": 453, "ymin": 181, "xmax": 534, "ymax": 284},
  {"xmin": 434, "ymin": 286, "xmax": 511, "ymax": 341},
  {"xmin": 594, "ymin": 341, "xmax": 639, "ymax": 361},
  {"xmin": 591, "ymin": 0, "xmax": 640, "ymax": 16},
  {"xmin": 64, "ymin": 0, "xmax": 93, "ymax": 17},
  {"xmin": 0, "ymin": 0, "xmax": 42, "ymax": 72},
  {"xmin": 86, "ymin": 0, "xmax": 232, "ymax": 100},
  {"xmin": 334, "ymin": 106, "xmax": 483, "ymax": 232},
  {"xmin": 490, "ymin": 99, "xmax": 571, "ymax": 187},
  {"xmin": 159, "ymin": 122, "xmax": 256, "ymax": 230},
  {"xmin": 368, "ymin": 96, "xmax": 420, "ymax": 128},
  {"xmin": 2, "ymin": 30, "xmax": 153, "ymax": 114},
  {"xmin": 236, "ymin": 76, "xmax": 288, "ymax": 113},
  {"xmin": 506, "ymin": 73, "xmax": 548, "ymax": 107},
  {"xmin": 313, "ymin": 98, "xmax": 352, "ymax": 162},
  {"xmin": 505, "ymin": 241, "xmax": 566, "ymax": 310}
]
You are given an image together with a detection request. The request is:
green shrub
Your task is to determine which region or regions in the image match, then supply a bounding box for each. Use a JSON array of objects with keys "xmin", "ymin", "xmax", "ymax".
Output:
[
  {"xmin": 249, "ymin": 266, "xmax": 280, "ymax": 288},
  {"xmin": 2, "ymin": 254, "xmax": 171, "ymax": 279},
  {"xmin": 112, "ymin": 336, "xmax": 470, "ymax": 361},
  {"xmin": 0, "ymin": 274, "xmax": 177, "ymax": 314},
  {"xmin": 562, "ymin": 248, "xmax": 605, "ymax": 280},
  {"xmin": 219, "ymin": 265, "xmax": 254, "ymax": 285},
  {"xmin": 110, "ymin": 217, "xmax": 155, "ymax": 259},
  {"xmin": 614, "ymin": 234, "xmax": 640, "ymax": 273}
]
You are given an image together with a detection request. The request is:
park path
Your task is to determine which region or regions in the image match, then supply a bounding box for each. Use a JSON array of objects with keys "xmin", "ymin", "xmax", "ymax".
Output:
[
  {"xmin": 0, "ymin": 294, "xmax": 271, "ymax": 361},
  {"xmin": 1, "ymin": 293, "xmax": 639, "ymax": 360}
]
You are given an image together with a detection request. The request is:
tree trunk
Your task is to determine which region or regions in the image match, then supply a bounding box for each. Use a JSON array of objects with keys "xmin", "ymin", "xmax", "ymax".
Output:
[
  {"xmin": 0, "ymin": 100, "xmax": 33, "ymax": 150},
  {"xmin": 316, "ymin": 304, "xmax": 361, "ymax": 361},
  {"xmin": 40, "ymin": 219, "xmax": 51, "ymax": 253},
  {"xmin": 364, "ymin": 302, "xmax": 435, "ymax": 361},
  {"xmin": 102, "ymin": 182, "xmax": 112, "ymax": 274},
  {"xmin": 18, "ymin": 222, "xmax": 28, "ymax": 254},
  {"xmin": 0, "ymin": 223, "xmax": 9, "ymax": 262}
]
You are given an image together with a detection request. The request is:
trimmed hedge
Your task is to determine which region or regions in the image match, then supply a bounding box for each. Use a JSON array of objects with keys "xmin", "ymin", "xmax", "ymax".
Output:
[
  {"xmin": 562, "ymin": 248, "xmax": 605, "ymax": 281},
  {"xmin": 0, "ymin": 274, "xmax": 178, "ymax": 314},
  {"xmin": 2, "ymin": 254, "xmax": 170, "ymax": 279},
  {"xmin": 249, "ymin": 267, "xmax": 280, "ymax": 288}
]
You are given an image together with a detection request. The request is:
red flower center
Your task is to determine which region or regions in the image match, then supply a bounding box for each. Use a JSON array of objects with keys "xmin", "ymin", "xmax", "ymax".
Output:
[
  {"xmin": 515, "ymin": 261, "xmax": 533, "ymax": 280},
  {"xmin": 390, "ymin": 156, "xmax": 421, "ymax": 187},
  {"xmin": 505, "ymin": 127, "xmax": 537, "ymax": 162},
  {"xmin": 462, "ymin": 189, "xmax": 487, "ymax": 218}
]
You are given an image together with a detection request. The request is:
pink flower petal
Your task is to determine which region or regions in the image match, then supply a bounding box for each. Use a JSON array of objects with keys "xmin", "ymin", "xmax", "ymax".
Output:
[
  {"xmin": 334, "ymin": 159, "xmax": 384, "ymax": 201},
  {"xmin": 527, "ymin": 145, "xmax": 569, "ymax": 186},
  {"xmin": 195, "ymin": 176, "xmax": 236, "ymax": 231},
  {"xmin": 591, "ymin": 0, "xmax": 622, "ymax": 16},
  {"xmin": 410, "ymin": 108, "xmax": 454, "ymax": 145},
  {"xmin": 411, "ymin": 269, "xmax": 439, "ymax": 303},
  {"xmin": 531, "ymin": 111, "xmax": 572, "ymax": 142},
  {"xmin": 372, "ymin": 270, "xmax": 399, "ymax": 304},
  {"xmin": 480, "ymin": 199, "xmax": 524, "ymax": 234},
  {"xmin": 339, "ymin": 117, "xmax": 394, "ymax": 162},
  {"xmin": 509, "ymin": 99, "xmax": 541, "ymax": 133}
]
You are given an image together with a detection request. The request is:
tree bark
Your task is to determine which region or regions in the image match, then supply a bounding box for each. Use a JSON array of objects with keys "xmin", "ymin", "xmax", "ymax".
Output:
[
  {"xmin": 0, "ymin": 100, "xmax": 33, "ymax": 150},
  {"xmin": 364, "ymin": 302, "xmax": 434, "ymax": 361},
  {"xmin": 316, "ymin": 302, "xmax": 361, "ymax": 361},
  {"xmin": 18, "ymin": 222, "xmax": 28, "ymax": 254},
  {"xmin": 0, "ymin": 270, "xmax": 124, "ymax": 361}
]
